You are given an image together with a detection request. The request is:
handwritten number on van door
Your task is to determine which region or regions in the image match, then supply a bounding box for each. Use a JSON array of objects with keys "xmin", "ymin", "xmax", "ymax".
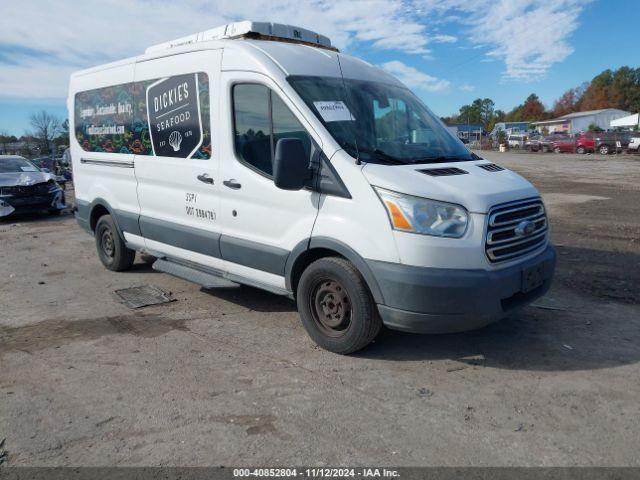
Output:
[{"xmin": 184, "ymin": 192, "xmax": 216, "ymax": 221}]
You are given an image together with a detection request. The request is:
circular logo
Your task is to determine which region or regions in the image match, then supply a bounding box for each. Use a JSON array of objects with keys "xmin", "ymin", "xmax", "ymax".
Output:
[{"xmin": 515, "ymin": 220, "xmax": 536, "ymax": 237}]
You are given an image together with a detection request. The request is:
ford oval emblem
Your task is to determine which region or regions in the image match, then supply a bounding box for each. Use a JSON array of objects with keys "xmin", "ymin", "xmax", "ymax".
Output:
[{"xmin": 515, "ymin": 220, "xmax": 536, "ymax": 237}]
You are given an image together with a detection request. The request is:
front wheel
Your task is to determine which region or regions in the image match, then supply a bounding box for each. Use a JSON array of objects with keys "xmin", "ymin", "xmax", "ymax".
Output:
[
  {"xmin": 554, "ymin": 147, "xmax": 561, "ymax": 154},
  {"xmin": 297, "ymin": 257, "xmax": 382, "ymax": 354},
  {"xmin": 576, "ymin": 146, "xmax": 585, "ymax": 154},
  {"xmin": 95, "ymin": 214, "xmax": 135, "ymax": 271},
  {"xmin": 599, "ymin": 144, "xmax": 610, "ymax": 155}
]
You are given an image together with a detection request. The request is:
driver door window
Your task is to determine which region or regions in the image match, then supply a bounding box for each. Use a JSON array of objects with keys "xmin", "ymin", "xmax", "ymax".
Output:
[{"xmin": 233, "ymin": 84, "xmax": 311, "ymax": 177}]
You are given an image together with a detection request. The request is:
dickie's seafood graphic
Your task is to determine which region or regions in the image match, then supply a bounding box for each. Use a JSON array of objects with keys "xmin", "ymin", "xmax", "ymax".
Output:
[{"xmin": 74, "ymin": 72, "xmax": 211, "ymax": 159}]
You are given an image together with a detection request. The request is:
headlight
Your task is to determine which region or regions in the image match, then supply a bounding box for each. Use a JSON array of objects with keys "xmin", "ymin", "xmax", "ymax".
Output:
[{"xmin": 374, "ymin": 187, "xmax": 468, "ymax": 238}]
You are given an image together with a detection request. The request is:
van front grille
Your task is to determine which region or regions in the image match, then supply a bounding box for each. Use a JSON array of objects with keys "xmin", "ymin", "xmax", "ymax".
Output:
[{"xmin": 485, "ymin": 198, "xmax": 548, "ymax": 263}]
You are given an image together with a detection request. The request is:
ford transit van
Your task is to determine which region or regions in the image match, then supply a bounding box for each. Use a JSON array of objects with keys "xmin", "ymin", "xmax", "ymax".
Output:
[{"xmin": 68, "ymin": 21, "xmax": 555, "ymax": 354}]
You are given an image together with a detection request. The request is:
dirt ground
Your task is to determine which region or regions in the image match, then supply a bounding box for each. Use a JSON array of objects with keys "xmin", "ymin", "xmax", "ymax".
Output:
[{"xmin": 1, "ymin": 151, "xmax": 639, "ymax": 467}]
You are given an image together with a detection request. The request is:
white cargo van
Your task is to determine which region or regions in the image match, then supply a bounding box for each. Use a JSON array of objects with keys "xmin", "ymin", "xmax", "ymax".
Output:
[{"xmin": 68, "ymin": 21, "xmax": 555, "ymax": 354}]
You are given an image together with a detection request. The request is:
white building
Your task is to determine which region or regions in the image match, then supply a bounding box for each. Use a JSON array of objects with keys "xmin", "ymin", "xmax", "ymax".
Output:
[
  {"xmin": 532, "ymin": 108, "xmax": 631, "ymax": 134},
  {"xmin": 610, "ymin": 113, "xmax": 639, "ymax": 130}
]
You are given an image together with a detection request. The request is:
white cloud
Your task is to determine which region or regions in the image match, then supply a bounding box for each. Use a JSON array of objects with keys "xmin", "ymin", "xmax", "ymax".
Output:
[
  {"xmin": 459, "ymin": 84, "xmax": 475, "ymax": 92},
  {"xmin": 465, "ymin": 0, "xmax": 588, "ymax": 81},
  {"xmin": 431, "ymin": 34, "xmax": 457, "ymax": 44},
  {"xmin": 0, "ymin": 0, "xmax": 589, "ymax": 101},
  {"xmin": 405, "ymin": 0, "xmax": 588, "ymax": 81},
  {"xmin": 0, "ymin": 0, "xmax": 442, "ymax": 98},
  {"xmin": 381, "ymin": 61, "xmax": 450, "ymax": 92}
]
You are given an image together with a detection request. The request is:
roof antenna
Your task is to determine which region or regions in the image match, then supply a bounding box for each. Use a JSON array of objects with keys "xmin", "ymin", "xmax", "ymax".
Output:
[{"xmin": 336, "ymin": 54, "xmax": 360, "ymax": 165}]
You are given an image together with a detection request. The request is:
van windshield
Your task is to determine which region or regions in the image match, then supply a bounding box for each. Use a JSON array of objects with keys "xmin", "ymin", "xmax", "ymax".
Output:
[{"xmin": 287, "ymin": 75, "xmax": 474, "ymax": 165}]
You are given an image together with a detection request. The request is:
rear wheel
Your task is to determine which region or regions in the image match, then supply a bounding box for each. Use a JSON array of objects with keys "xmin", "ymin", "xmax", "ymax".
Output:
[
  {"xmin": 95, "ymin": 214, "xmax": 135, "ymax": 271},
  {"xmin": 576, "ymin": 146, "xmax": 585, "ymax": 154},
  {"xmin": 554, "ymin": 147, "xmax": 561, "ymax": 154},
  {"xmin": 297, "ymin": 257, "xmax": 382, "ymax": 354},
  {"xmin": 599, "ymin": 144, "xmax": 610, "ymax": 155}
]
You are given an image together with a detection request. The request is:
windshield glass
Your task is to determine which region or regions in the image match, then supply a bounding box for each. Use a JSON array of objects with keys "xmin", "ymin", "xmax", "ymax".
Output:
[
  {"xmin": 288, "ymin": 75, "xmax": 474, "ymax": 164},
  {"xmin": 0, "ymin": 157, "xmax": 39, "ymax": 173}
]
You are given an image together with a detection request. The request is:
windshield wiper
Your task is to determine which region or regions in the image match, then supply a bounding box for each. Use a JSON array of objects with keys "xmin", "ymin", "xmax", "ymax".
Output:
[{"xmin": 341, "ymin": 143, "xmax": 405, "ymax": 165}]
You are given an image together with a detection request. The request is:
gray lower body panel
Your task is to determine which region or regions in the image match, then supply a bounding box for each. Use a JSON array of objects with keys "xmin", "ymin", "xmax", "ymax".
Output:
[
  {"xmin": 153, "ymin": 258, "xmax": 239, "ymax": 289},
  {"xmin": 368, "ymin": 245, "xmax": 556, "ymax": 334}
]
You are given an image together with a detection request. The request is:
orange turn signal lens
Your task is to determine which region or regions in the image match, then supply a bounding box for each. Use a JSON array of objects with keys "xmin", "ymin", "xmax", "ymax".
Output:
[{"xmin": 384, "ymin": 200, "xmax": 412, "ymax": 231}]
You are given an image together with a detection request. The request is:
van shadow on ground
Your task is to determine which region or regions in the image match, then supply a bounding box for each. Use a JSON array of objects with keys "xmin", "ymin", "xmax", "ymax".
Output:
[
  {"xmin": 357, "ymin": 303, "xmax": 640, "ymax": 372},
  {"xmin": 196, "ymin": 279, "xmax": 640, "ymax": 373},
  {"xmin": 194, "ymin": 245, "xmax": 640, "ymax": 373}
]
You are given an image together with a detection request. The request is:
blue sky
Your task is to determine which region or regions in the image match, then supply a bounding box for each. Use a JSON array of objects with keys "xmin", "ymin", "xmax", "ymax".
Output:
[{"xmin": 0, "ymin": 0, "xmax": 636, "ymax": 136}]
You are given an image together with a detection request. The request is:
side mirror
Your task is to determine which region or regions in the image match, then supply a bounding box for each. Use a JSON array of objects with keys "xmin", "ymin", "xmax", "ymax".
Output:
[{"xmin": 273, "ymin": 138, "xmax": 309, "ymax": 191}]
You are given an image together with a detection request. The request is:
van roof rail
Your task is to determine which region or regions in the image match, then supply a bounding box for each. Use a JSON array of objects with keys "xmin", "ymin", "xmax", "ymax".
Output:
[{"xmin": 145, "ymin": 21, "xmax": 336, "ymax": 54}]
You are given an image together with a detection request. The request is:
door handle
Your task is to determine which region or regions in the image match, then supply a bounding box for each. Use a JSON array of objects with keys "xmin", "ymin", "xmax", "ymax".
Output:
[
  {"xmin": 223, "ymin": 179, "xmax": 242, "ymax": 190},
  {"xmin": 197, "ymin": 173, "xmax": 214, "ymax": 184}
]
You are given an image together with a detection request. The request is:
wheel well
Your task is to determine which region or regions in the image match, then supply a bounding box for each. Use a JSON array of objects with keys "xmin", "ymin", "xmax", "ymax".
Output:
[
  {"xmin": 290, "ymin": 248, "xmax": 345, "ymax": 295},
  {"xmin": 89, "ymin": 204, "xmax": 110, "ymax": 232}
]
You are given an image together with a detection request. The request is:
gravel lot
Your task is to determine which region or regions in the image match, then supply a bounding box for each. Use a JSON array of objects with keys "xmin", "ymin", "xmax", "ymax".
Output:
[{"xmin": 1, "ymin": 151, "xmax": 639, "ymax": 466}]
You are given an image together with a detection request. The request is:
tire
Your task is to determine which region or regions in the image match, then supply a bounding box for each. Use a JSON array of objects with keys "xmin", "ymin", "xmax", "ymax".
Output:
[
  {"xmin": 297, "ymin": 257, "xmax": 382, "ymax": 354},
  {"xmin": 599, "ymin": 144, "xmax": 610, "ymax": 155},
  {"xmin": 553, "ymin": 147, "xmax": 561, "ymax": 154},
  {"xmin": 95, "ymin": 214, "xmax": 135, "ymax": 271},
  {"xmin": 576, "ymin": 146, "xmax": 585, "ymax": 154}
]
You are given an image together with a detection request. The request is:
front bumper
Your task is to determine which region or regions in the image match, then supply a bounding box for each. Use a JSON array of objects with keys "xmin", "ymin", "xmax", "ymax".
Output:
[
  {"xmin": 368, "ymin": 245, "xmax": 556, "ymax": 334},
  {"xmin": 0, "ymin": 190, "xmax": 66, "ymax": 217}
]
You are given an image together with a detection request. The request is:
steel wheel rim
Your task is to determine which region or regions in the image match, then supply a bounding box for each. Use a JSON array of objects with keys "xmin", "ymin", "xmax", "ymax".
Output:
[
  {"xmin": 101, "ymin": 229, "xmax": 115, "ymax": 258},
  {"xmin": 309, "ymin": 278, "xmax": 352, "ymax": 337}
]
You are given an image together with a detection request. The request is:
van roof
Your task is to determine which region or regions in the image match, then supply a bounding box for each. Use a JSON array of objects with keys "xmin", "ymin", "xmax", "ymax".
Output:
[
  {"xmin": 145, "ymin": 21, "xmax": 335, "ymax": 54},
  {"xmin": 71, "ymin": 37, "xmax": 403, "ymax": 89}
]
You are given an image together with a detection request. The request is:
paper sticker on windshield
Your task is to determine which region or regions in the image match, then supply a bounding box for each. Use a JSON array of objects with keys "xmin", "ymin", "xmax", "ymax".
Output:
[
  {"xmin": 20, "ymin": 166, "xmax": 38, "ymax": 172},
  {"xmin": 313, "ymin": 101, "xmax": 355, "ymax": 122}
]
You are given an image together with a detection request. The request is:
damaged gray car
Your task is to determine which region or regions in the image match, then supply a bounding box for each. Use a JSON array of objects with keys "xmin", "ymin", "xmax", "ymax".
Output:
[{"xmin": 0, "ymin": 155, "xmax": 66, "ymax": 218}]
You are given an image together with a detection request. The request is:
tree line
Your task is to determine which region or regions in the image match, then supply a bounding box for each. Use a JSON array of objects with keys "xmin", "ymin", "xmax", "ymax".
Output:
[
  {"xmin": 442, "ymin": 66, "xmax": 640, "ymax": 132},
  {"xmin": 0, "ymin": 111, "xmax": 69, "ymax": 156}
]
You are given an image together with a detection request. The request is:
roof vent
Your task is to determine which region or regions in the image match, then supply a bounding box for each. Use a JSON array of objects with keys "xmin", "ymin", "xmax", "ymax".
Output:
[
  {"xmin": 477, "ymin": 163, "xmax": 504, "ymax": 172},
  {"xmin": 420, "ymin": 167, "xmax": 468, "ymax": 177},
  {"xmin": 145, "ymin": 21, "xmax": 334, "ymax": 54}
]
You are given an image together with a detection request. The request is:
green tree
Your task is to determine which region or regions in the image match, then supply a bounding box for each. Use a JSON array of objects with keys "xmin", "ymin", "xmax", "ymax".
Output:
[
  {"xmin": 54, "ymin": 119, "xmax": 70, "ymax": 147},
  {"xmin": 0, "ymin": 131, "xmax": 11, "ymax": 154},
  {"xmin": 457, "ymin": 98, "xmax": 495, "ymax": 129}
]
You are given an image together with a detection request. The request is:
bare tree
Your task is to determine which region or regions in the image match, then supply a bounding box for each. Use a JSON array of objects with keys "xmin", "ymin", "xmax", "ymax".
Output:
[
  {"xmin": 29, "ymin": 110, "xmax": 62, "ymax": 154},
  {"xmin": 0, "ymin": 130, "xmax": 10, "ymax": 154}
]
